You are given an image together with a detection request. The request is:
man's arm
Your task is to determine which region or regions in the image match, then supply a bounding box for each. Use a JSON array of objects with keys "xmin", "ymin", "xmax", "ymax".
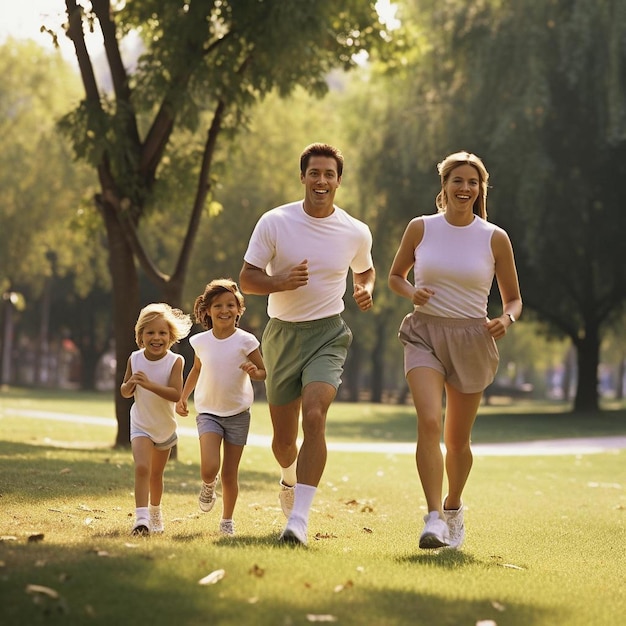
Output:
[
  {"xmin": 352, "ymin": 267, "xmax": 375, "ymax": 311},
  {"xmin": 239, "ymin": 260, "xmax": 309, "ymax": 295}
]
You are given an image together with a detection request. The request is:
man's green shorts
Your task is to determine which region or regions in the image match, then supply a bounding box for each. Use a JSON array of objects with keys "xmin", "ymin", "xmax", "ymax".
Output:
[{"xmin": 261, "ymin": 315, "xmax": 353, "ymax": 406}]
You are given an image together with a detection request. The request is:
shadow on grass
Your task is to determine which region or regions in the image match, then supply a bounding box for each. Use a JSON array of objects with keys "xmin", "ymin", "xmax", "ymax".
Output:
[
  {"xmin": 399, "ymin": 548, "xmax": 480, "ymax": 568},
  {"xmin": 0, "ymin": 440, "xmax": 276, "ymax": 501},
  {"xmin": 0, "ymin": 539, "xmax": 561, "ymax": 626}
]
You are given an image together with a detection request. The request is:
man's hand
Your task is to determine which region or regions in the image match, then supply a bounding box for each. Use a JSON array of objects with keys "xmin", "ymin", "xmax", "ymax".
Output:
[
  {"xmin": 353, "ymin": 283, "xmax": 373, "ymax": 311},
  {"xmin": 283, "ymin": 259, "xmax": 309, "ymax": 291}
]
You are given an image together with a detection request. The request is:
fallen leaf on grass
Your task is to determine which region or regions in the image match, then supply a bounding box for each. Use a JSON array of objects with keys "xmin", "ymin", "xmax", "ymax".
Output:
[
  {"xmin": 199, "ymin": 569, "xmax": 225, "ymax": 585},
  {"xmin": 25, "ymin": 584, "xmax": 59, "ymax": 599},
  {"xmin": 28, "ymin": 534, "xmax": 45, "ymax": 543},
  {"xmin": 249, "ymin": 564, "xmax": 265, "ymax": 578},
  {"xmin": 88, "ymin": 548, "xmax": 111, "ymax": 557},
  {"xmin": 306, "ymin": 615, "xmax": 338, "ymax": 622},
  {"xmin": 491, "ymin": 601, "xmax": 506, "ymax": 612},
  {"xmin": 59, "ymin": 468, "xmax": 71, "ymax": 474},
  {"xmin": 362, "ymin": 527, "xmax": 373, "ymax": 534},
  {"xmin": 314, "ymin": 532, "xmax": 337, "ymax": 540},
  {"xmin": 333, "ymin": 580, "xmax": 354, "ymax": 593}
]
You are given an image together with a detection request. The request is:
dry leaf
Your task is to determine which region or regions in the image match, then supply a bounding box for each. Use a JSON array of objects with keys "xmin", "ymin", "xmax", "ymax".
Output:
[
  {"xmin": 249, "ymin": 564, "xmax": 265, "ymax": 578},
  {"xmin": 306, "ymin": 615, "xmax": 338, "ymax": 622},
  {"xmin": 491, "ymin": 601, "xmax": 506, "ymax": 612},
  {"xmin": 198, "ymin": 569, "xmax": 225, "ymax": 585},
  {"xmin": 28, "ymin": 534, "xmax": 45, "ymax": 543},
  {"xmin": 362, "ymin": 527, "xmax": 373, "ymax": 534},
  {"xmin": 314, "ymin": 532, "xmax": 337, "ymax": 540},
  {"xmin": 25, "ymin": 584, "xmax": 59, "ymax": 599},
  {"xmin": 59, "ymin": 468, "xmax": 71, "ymax": 474},
  {"xmin": 333, "ymin": 580, "xmax": 354, "ymax": 593}
]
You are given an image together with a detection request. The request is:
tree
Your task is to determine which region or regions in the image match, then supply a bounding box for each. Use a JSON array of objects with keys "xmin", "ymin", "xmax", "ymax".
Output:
[
  {"xmin": 52, "ymin": 1, "xmax": 388, "ymax": 446},
  {"xmin": 358, "ymin": 0, "xmax": 626, "ymax": 411},
  {"xmin": 445, "ymin": 0, "xmax": 626, "ymax": 411},
  {"xmin": 0, "ymin": 39, "xmax": 105, "ymax": 387}
]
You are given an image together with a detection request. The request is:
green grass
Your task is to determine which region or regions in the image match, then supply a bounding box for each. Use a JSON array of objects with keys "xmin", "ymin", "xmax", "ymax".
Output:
[{"xmin": 1, "ymin": 387, "xmax": 625, "ymax": 625}]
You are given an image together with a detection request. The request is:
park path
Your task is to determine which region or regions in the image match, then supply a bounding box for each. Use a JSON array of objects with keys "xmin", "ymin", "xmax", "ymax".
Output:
[{"xmin": 4, "ymin": 408, "xmax": 626, "ymax": 456}]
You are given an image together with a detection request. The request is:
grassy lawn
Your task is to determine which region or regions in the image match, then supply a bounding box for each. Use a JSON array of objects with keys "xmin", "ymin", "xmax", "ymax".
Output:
[{"xmin": 0, "ymin": 387, "xmax": 625, "ymax": 625}]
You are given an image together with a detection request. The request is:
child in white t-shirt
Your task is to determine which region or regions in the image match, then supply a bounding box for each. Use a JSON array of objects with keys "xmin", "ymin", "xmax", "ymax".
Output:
[{"xmin": 176, "ymin": 279, "xmax": 265, "ymax": 536}]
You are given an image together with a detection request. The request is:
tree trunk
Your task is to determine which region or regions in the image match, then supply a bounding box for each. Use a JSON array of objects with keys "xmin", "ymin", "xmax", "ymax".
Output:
[
  {"xmin": 102, "ymin": 204, "xmax": 140, "ymax": 448},
  {"xmin": 616, "ymin": 357, "xmax": 625, "ymax": 400},
  {"xmin": 573, "ymin": 321, "xmax": 600, "ymax": 412}
]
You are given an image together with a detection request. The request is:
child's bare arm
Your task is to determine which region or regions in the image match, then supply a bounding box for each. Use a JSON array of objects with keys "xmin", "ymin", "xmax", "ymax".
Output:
[
  {"xmin": 120, "ymin": 358, "xmax": 136, "ymax": 398},
  {"xmin": 240, "ymin": 348, "xmax": 266, "ymax": 381},
  {"xmin": 176, "ymin": 355, "xmax": 201, "ymax": 416}
]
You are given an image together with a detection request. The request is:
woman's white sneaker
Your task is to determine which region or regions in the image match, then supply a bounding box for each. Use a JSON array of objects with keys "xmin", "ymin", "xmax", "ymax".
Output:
[
  {"xmin": 419, "ymin": 511, "xmax": 450, "ymax": 549},
  {"xmin": 443, "ymin": 503, "xmax": 465, "ymax": 549}
]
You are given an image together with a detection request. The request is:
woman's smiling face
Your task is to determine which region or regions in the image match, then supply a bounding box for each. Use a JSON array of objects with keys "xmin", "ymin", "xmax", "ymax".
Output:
[{"xmin": 444, "ymin": 163, "xmax": 480, "ymax": 213}]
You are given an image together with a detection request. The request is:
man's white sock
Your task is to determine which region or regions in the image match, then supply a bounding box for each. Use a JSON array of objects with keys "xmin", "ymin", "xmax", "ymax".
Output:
[{"xmin": 292, "ymin": 483, "xmax": 316, "ymax": 523}]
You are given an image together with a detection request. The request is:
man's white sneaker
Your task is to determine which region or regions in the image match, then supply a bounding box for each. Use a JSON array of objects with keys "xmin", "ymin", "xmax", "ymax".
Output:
[
  {"xmin": 219, "ymin": 519, "xmax": 235, "ymax": 536},
  {"xmin": 278, "ymin": 481, "xmax": 295, "ymax": 517},
  {"xmin": 149, "ymin": 506, "xmax": 164, "ymax": 533},
  {"xmin": 419, "ymin": 511, "xmax": 450, "ymax": 549},
  {"xmin": 279, "ymin": 516, "xmax": 307, "ymax": 546},
  {"xmin": 199, "ymin": 476, "xmax": 218, "ymax": 512},
  {"xmin": 443, "ymin": 502, "xmax": 465, "ymax": 549}
]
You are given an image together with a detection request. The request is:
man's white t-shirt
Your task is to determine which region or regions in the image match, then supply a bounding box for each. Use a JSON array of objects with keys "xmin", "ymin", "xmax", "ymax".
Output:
[
  {"xmin": 190, "ymin": 328, "xmax": 260, "ymax": 417},
  {"xmin": 243, "ymin": 201, "xmax": 373, "ymax": 322}
]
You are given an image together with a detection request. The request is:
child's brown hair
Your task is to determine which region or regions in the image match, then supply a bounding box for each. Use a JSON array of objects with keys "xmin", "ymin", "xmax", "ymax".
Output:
[{"xmin": 193, "ymin": 279, "xmax": 246, "ymax": 330}]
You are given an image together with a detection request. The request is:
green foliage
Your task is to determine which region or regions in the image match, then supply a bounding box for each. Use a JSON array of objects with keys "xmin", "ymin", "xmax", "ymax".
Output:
[{"xmin": 0, "ymin": 39, "xmax": 104, "ymax": 298}]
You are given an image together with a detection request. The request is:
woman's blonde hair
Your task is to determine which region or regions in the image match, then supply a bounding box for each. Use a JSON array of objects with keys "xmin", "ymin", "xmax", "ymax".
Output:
[
  {"xmin": 435, "ymin": 151, "xmax": 490, "ymax": 219},
  {"xmin": 193, "ymin": 278, "xmax": 245, "ymax": 330},
  {"xmin": 134, "ymin": 303, "xmax": 192, "ymax": 348}
]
